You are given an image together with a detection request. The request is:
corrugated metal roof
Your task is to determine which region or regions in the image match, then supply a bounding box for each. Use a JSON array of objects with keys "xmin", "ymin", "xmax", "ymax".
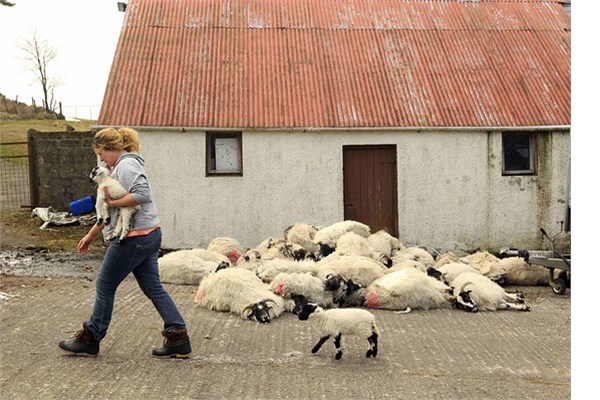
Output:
[{"xmin": 98, "ymin": 0, "xmax": 571, "ymax": 128}]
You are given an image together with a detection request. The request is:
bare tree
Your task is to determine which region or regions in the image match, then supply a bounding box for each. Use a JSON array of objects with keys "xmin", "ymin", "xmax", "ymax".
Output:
[{"xmin": 17, "ymin": 29, "xmax": 63, "ymax": 114}]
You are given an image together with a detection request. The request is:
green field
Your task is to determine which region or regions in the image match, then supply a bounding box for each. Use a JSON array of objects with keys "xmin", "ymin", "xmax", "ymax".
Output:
[{"xmin": 0, "ymin": 116, "xmax": 96, "ymax": 164}]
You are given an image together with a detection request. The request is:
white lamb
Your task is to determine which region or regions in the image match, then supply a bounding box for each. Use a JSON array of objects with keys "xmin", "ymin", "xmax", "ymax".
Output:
[
  {"xmin": 364, "ymin": 268, "xmax": 453, "ymax": 312},
  {"xmin": 194, "ymin": 268, "xmax": 288, "ymax": 323},
  {"xmin": 450, "ymin": 272, "xmax": 530, "ymax": 312},
  {"xmin": 89, "ymin": 165, "xmax": 140, "ymax": 241},
  {"xmin": 293, "ymin": 295, "xmax": 381, "ymax": 360},
  {"xmin": 313, "ymin": 220, "xmax": 371, "ymax": 258}
]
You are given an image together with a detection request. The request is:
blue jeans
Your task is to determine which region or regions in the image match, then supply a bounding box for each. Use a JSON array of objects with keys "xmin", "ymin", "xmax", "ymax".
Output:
[{"xmin": 86, "ymin": 229, "xmax": 186, "ymax": 341}]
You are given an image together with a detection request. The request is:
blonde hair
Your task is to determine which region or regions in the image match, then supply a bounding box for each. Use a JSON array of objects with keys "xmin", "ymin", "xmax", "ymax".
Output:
[{"xmin": 93, "ymin": 127, "xmax": 140, "ymax": 153}]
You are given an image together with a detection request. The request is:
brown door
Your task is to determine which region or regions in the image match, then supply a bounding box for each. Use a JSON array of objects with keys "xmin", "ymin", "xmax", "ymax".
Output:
[{"xmin": 343, "ymin": 145, "xmax": 398, "ymax": 237}]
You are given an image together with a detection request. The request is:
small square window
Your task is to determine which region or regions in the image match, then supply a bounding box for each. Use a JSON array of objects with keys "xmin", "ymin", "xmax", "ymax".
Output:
[
  {"xmin": 502, "ymin": 132, "xmax": 536, "ymax": 175},
  {"xmin": 206, "ymin": 132, "xmax": 243, "ymax": 176}
]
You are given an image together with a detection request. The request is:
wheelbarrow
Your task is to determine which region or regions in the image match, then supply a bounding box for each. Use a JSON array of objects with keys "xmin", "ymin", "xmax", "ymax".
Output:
[{"xmin": 518, "ymin": 228, "xmax": 571, "ymax": 295}]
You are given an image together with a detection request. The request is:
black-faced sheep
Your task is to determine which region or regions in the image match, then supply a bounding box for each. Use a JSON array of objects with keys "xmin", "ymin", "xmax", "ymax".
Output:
[
  {"xmin": 292, "ymin": 295, "xmax": 380, "ymax": 360},
  {"xmin": 89, "ymin": 165, "xmax": 140, "ymax": 241},
  {"xmin": 450, "ymin": 272, "xmax": 530, "ymax": 312},
  {"xmin": 194, "ymin": 268, "xmax": 288, "ymax": 323},
  {"xmin": 316, "ymin": 253, "xmax": 388, "ymax": 288},
  {"xmin": 312, "ymin": 220, "xmax": 371, "ymax": 258}
]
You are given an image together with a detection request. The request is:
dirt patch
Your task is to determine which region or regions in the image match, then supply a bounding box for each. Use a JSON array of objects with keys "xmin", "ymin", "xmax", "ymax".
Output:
[
  {"xmin": 1, "ymin": 210, "xmax": 105, "ymax": 253},
  {"xmin": 1, "ymin": 210, "xmax": 106, "ymax": 287}
]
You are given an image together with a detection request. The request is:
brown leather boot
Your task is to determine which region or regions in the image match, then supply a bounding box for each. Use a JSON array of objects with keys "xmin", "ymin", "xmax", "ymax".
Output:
[
  {"xmin": 152, "ymin": 327, "xmax": 191, "ymax": 358},
  {"xmin": 58, "ymin": 322, "xmax": 100, "ymax": 356}
]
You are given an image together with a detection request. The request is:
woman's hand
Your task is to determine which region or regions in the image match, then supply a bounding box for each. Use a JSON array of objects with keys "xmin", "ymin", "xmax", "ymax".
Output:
[
  {"xmin": 78, "ymin": 234, "xmax": 94, "ymax": 255},
  {"xmin": 78, "ymin": 224, "xmax": 104, "ymax": 255}
]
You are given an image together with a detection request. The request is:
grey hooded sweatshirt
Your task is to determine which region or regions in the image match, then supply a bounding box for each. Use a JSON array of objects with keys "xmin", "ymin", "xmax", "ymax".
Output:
[{"xmin": 104, "ymin": 152, "xmax": 160, "ymax": 237}]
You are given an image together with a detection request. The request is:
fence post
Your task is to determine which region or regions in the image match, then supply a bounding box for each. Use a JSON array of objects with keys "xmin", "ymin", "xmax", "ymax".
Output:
[{"xmin": 27, "ymin": 130, "xmax": 39, "ymax": 208}]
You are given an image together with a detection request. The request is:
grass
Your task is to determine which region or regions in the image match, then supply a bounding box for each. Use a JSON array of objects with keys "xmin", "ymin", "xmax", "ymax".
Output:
[{"xmin": 0, "ymin": 116, "xmax": 97, "ymax": 164}]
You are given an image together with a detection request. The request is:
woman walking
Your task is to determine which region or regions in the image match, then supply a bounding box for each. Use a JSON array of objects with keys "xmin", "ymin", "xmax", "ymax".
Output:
[{"xmin": 59, "ymin": 127, "xmax": 191, "ymax": 358}]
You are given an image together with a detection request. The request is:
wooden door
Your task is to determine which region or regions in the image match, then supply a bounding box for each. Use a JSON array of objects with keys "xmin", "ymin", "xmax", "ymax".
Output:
[{"xmin": 343, "ymin": 145, "xmax": 398, "ymax": 237}]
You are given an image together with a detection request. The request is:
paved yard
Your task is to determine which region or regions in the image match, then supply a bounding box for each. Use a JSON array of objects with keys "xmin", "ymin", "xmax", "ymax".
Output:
[{"xmin": 0, "ymin": 272, "xmax": 570, "ymax": 400}]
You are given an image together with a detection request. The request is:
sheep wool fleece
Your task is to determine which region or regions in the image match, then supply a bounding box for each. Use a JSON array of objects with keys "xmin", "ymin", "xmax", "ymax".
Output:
[{"xmin": 310, "ymin": 308, "xmax": 381, "ymax": 339}]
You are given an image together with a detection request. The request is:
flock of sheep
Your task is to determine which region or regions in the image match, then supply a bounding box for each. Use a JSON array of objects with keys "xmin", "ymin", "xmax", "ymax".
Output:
[{"xmin": 157, "ymin": 220, "xmax": 552, "ymax": 357}]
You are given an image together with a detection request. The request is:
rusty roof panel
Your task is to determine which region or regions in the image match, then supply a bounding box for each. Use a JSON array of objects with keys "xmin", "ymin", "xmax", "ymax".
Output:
[{"xmin": 99, "ymin": 0, "xmax": 571, "ymax": 128}]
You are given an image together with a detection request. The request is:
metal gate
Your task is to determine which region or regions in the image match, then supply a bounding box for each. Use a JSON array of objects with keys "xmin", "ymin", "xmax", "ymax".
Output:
[{"xmin": 0, "ymin": 140, "xmax": 37, "ymax": 212}]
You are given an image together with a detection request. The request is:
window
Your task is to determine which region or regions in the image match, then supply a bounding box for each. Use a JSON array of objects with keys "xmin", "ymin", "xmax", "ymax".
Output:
[
  {"xmin": 502, "ymin": 132, "xmax": 536, "ymax": 175},
  {"xmin": 206, "ymin": 132, "xmax": 243, "ymax": 176}
]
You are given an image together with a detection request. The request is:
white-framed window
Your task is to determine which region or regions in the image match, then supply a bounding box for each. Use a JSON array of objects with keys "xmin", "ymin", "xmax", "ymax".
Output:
[
  {"xmin": 502, "ymin": 132, "xmax": 536, "ymax": 175},
  {"xmin": 206, "ymin": 132, "xmax": 243, "ymax": 176}
]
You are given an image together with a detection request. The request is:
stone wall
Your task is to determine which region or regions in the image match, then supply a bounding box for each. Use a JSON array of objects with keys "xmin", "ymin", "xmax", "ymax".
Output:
[{"xmin": 28, "ymin": 129, "xmax": 97, "ymax": 211}]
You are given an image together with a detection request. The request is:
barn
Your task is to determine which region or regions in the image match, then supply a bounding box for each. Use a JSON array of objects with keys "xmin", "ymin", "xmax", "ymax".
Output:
[{"xmin": 96, "ymin": 0, "xmax": 571, "ymax": 252}]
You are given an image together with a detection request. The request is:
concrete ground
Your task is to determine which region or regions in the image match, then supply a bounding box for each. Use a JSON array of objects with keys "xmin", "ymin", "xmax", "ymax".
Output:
[{"xmin": 0, "ymin": 270, "xmax": 570, "ymax": 400}]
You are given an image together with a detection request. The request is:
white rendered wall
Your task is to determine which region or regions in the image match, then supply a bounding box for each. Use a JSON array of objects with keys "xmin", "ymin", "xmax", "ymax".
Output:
[{"xmin": 139, "ymin": 129, "xmax": 570, "ymax": 252}]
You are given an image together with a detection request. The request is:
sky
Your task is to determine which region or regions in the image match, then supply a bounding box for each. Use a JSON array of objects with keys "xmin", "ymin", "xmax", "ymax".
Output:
[{"xmin": 0, "ymin": 0, "xmax": 125, "ymax": 119}]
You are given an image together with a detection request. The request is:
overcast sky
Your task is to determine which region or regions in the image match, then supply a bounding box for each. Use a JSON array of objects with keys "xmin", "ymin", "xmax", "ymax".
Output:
[{"xmin": 0, "ymin": 0, "xmax": 124, "ymax": 119}]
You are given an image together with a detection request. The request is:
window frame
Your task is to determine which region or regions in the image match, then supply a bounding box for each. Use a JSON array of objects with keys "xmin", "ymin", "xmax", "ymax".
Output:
[
  {"xmin": 501, "ymin": 132, "xmax": 537, "ymax": 176},
  {"xmin": 205, "ymin": 131, "xmax": 243, "ymax": 176}
]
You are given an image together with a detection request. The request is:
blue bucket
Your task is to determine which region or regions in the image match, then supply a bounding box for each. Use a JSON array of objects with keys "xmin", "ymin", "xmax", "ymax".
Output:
[{"xmin": 70, "ymin": 195, "xmax": 95, "ymax": 216}]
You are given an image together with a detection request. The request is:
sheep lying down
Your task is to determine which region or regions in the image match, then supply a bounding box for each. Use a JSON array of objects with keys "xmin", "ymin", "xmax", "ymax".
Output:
[
  {"xmin": 194, "ymin": 268, "xmax": 289, "ymax": 323},
  {"xmin": 450, "ymin": 272, "xmax": 531, "ymax": 312}
]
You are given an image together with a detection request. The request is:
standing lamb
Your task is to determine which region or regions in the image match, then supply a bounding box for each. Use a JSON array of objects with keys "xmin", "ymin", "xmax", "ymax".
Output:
[
  {"xmin": 89, "ymin": 165, "xmax": 140, "ymax": 241},
  {"xmin": 292, "ymin": 295, "xmax": 381, "ymax": 360}
]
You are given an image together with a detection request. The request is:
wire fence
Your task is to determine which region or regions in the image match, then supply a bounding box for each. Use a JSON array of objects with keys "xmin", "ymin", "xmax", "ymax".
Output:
[
  {"xmin": 61, "ymin": 105, "xmax": 101, "ymax": 121},
  {"xmin": 0, "ymin": 142, "xmax": 31, "ymax": 212}
]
